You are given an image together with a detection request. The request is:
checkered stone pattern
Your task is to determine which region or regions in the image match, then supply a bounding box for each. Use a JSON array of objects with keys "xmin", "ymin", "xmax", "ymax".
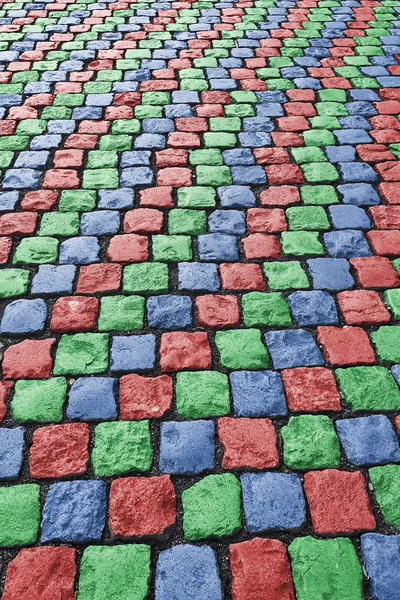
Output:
[{"xmin": 1, "ymin": 0, "xmax": 400, "ymax": 596}]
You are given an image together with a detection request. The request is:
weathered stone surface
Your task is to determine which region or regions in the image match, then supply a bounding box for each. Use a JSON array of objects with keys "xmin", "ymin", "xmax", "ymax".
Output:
[
  {"xmin": 41, "ymin": 480, "xmax": 106, "ymax": 543},
  {"xmin": 218, "ymin": 418, "xmax": 279, "ymax": 470},
  {"xmin": 289, "ymin": 537, "xmax": 363, "ymax": 600},
  {"xmin": 3, "ymin": 548, "xmax": 75, "ymax": 600},
  {"xmin": 369, "ymin": 465, "xmax": 400, "ymax": 528},
  {"xmin": 29, "ymin": 423, "xmax": 89, "ymax": 478},
  {"xmin": 110, "ymin": 475, "xmax": 176, "ymax": 538},
  {"xmin": 156, "ymin": 545, "xmax": 223, "ymax": 600},
  {"xmin": 281, "ymin": 415, "xmax": 340, "ymax": 470},
  {"xmin": 241, "ymin": 473, "xmax": 305, "ymax": 533},
  {"xmin": 119, "ymin": 373, "xmax": 172, "ymax": 420},
  {"xmin": 361, "ymin": 534, "xmax": 400, "ymax": 600},
  {"xmin": 78, "ymin": 545, "xmax": 150, "ymax": 600},
  {"xmin": 0, "ymin": 484, "xmax": 40, "ymax": 547},
  {"xmin": 230, "ymin": 538, "xmax": 295, "ymax": 600},
  {"xmin": 281, "ymin": 367, "xmax": 341, "ymax": 412},
  {"xmin": 160, "ymin": 332, "xmax": 212, "ymax": 371},
  {"xmin": 92, "ymin": 421, "xmax": 152, "ymax": 476},
  {"xmin": 182, "ymin": 474, "xmax": 241, "ymax": 541},
  {"xmin": 304, "ymin": 470, "xmax": 376, "ymax": 535}
]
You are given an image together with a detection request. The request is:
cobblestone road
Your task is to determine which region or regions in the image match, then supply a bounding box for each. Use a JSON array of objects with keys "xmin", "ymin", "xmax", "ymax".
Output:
[{"xmin": 1, "ymin": 0, "xmax": 400, "ymax": 597}]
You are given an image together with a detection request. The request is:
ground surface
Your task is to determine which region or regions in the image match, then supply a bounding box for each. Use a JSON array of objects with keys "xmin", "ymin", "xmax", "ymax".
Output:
[{"xmin": 0, "ymin": 0, "xmax": 400, "ymax": 597}]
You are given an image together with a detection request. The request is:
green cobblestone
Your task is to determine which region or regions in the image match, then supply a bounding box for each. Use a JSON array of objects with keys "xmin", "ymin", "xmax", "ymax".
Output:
[
  {"xmin": 0, "ymin": 485, "xmax": 41, "ymax": 548},
  {"xmin": 12, "ymin": 378, "xmax": 67, "ymax": 423},
  {"xmin": 335, "ymin": 366, "xmax": 400, "ymax": 411},
  {"xmin": 182, "ymin": 474, "xmax": 241, "ymax": 541},
  {"xmin": 176, "ymin": 371, "xmax": 230, "ymax": 418},
  {"xmin": 92, "ymin": 421, "xmax": 152, "ymax": 476},
  {"xmin": 54, "ymin": 333, "xmax": 109, "ymax": 375},
  {"xmin": 281, "ymin": 415, "xmax": 340, "ymax": 470}
]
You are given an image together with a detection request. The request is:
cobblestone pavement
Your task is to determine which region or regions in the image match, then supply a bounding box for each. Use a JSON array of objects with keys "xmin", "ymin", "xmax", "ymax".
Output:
[{"xmin": 1, "ymin": 0, "xmax": 400, "ymax": 596}]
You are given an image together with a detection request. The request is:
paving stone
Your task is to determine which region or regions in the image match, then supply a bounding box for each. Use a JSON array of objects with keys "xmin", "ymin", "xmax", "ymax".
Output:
[
  {"xmin": 176, "ymin": 371, "xmax": 230, "ymax": 418},
  {"xmin": 230, "ymin": 370, "xmax": 287, "ymax": 417},
  {"xmin": 265, "ymin": 329, "xmax": 323, "ymax": 369},
  {"xmin": 336, "ymin": 416, "xmax": 400, "ymax": 467},
  {"xmin": 30, "ymin": 423, "xmax": 89, "ymax": 479},
  {"xmin": 369, "ymin": 465, "xmax": 400, "ymax": 528},
  {"xmin": 67, "ymin": 378, "xmax": 117, "ymax": 421},
  {"xmin": 281, "ymin": 416, "xmax": 340, "ymax": 470},
  {"xmin": 92, "ymin": 421, "xmax": 152, "ymax": 476},
  {"xmin": 119, "ymin": 374, "xmax": 172, "ymax": 420},
  {"xmin": 304, "ymin": 469, "xmax": 376, "ymax": 535},
  {"xmin": 230, "ymin": 538, "xmax": 295, "ymax": 600},
  {"xmin": 215, "ymin": 329, "xmax": 269, "ymax": 370},
  {"xmin": 219, "ymin": 417, "xmax": 278, "ymax": 470},
  {"xmin": 182, "ymin": 474, "xmax": 241, "ymax": 541},
  {"xmin": 361, "ymin": 534, "xmax": 400, "ymax": 600},
  {"xmin": 241, "ymin": 472, "xmax": 306, "ymax": 532},
  {"xmin": 109, "ymin": 475, "xmax": 176, "ymax": 538},
  {"xmin": 289, "ymin": 537, "xmax": 363, "ymax": 600},
  {"xmin": 78, "ymin": 545, "xmax": 150, "ymax": 600},
  {"xmin": 0, "ymin": 428, "xmax": 24, "ymax": 481},
  {"xmin": 160, "ymin": 420, "xmax": 214, "ymax": 475},
  {"xmin": 0, "ymin": 485, "xmax": 40, "ymax": 547},
  {"xmin": 335, "ymin": 366, "xmax": 400, "ymax": 411},
  {"xmin": 156, "ymin": 545, "xmax": 222, "ymax": 600},
  {"xmin": 1, "ymin": 0, "xmax": 400, "ymax": 592},
  {"xmin": 41, "ymin": 480, "xmax": 106, "ymax": 543},
  {"xmin": 2, "ymin": 548, "xmax": 76, "ymax": 600},
  {"xmin": 12, "ymin": 378, "xmax": 67, "ymax": 424}
]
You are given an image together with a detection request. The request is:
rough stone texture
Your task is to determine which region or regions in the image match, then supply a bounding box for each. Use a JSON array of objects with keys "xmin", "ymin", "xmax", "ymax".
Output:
[
  {"xmin": 361, "ymin": 534, "xmax": 400, "ymax": 600},
  {"xmin": 317, "ymin": 326, "xmax": 376, "ymax": 366},
  {"xmin": 12, "ymin": 378, "xmax": 67, "ymax": 423},
  {"xmin": 218, "ymin": 418, "xmax": 279, "ymax": 470},
  {"xmin": 337, "ymin": 290, "xmax": 391, "ymax": 325},
  {"xmin": 230, "ymin": 538, "xmax": 295, "ymax": 600},
  {"xmin": 0, "ymin": 484, "xmax": 40, "ymax": 547},
  {"xmin": 2, "ymin": 338, "xmax": 55, "ymax": 380},
  {"xmin": 371, "ymin": 326, "xmax": 400, "ymax": 364},
  {"xmin": 182, "ymin": 474, "xmax": 241, "ymax": 541},
  {"xmin": 2, "ymin": 0, "xmax": 400, "ymax": 593},
  {"xmin": 119, "ymin": 374, "xmax": 172, "ymax": 420},
  {"xmin": 335, "ymin": 366, "xmax": 400, "ymax": 411},
  {"xmin": 230, "ymin": 370, "xmax": 287, "ymax": 417},
  {"xmin": 67, "ymin": 377, "xmax": 117, "ymax": 421},
  {"xmin": 265, "ymin": 329, "xmax": 323, "ymax": 369},
  {"xmin": 159, "ymin": 332, "xmax": 212, "ymax": 371},
  {"xmin": 281, "ymin": 416, "xmax": 340, "ymax": 470},
  {"xmin": 0, "ymin": 381, "xmax": 13, "ymax": 424},
  {"xmin": 369, "ymin": 465, "xmax": 400, "ymax": 528},
  {"xmin": 54, "ymin": 333, "xmax": 109, "ymax": 375},
  {"xmin": 304, "ymin": 470, "xmax": 376, "ymax": 535},
  {"xmin": 50, "ymin": 296, "xmax": 98, "ymax": 332},
  {"xmin": 281, "ymin": 367, "xmax": 341, "ymax": 412},
  {"xmin": 156, "ymin": 545, "xmax": 223, "ymax": 600},
  {"xmin": 109, "ymin": 475, "xmax": 176, "ymax": 538},
  {"xmin": 0, "ymin": 428, "xmax": 24, "ymax": 481},
  {"xmin": 92, "ymin": 421, "xmax": 152, "ymax": 476},
  {"xmin": 160, "ymin": 420, "xmax": 215, "ymax": 475},
  {"xmin": 336, "ymin": 416, "xmax": 400, "ymax": 467},
  {"xmin": 41, "ymin": 480, "xmax": 107, "ymax": 543},
  {"xmin": 241, "ymin": 292, "xmax": 292, "ymax": 327},
  {"xmin": 2, "ymin": 547, "xmax": 76, "ymax": 600},
  {"xmin": 77, "ymin": 545, "xmax": 151, "ymax": 600},
  {"xmin": 175, "ymin": 371, "xmax": 230, "ymax": 418},
  {"xmin": 215, "ymin": 329, "xmax": 269, "ymax": 370},
  {"xmin": 29, "ymin": 423, "xmax": 89, "ymax": 478},
  {"xmin": 241, "ymin": 473, "xmax": 305, "ymax": 533},
  {"xmin": 289, "ymin": 537, "xmax": 363, "ymax": 600}
]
